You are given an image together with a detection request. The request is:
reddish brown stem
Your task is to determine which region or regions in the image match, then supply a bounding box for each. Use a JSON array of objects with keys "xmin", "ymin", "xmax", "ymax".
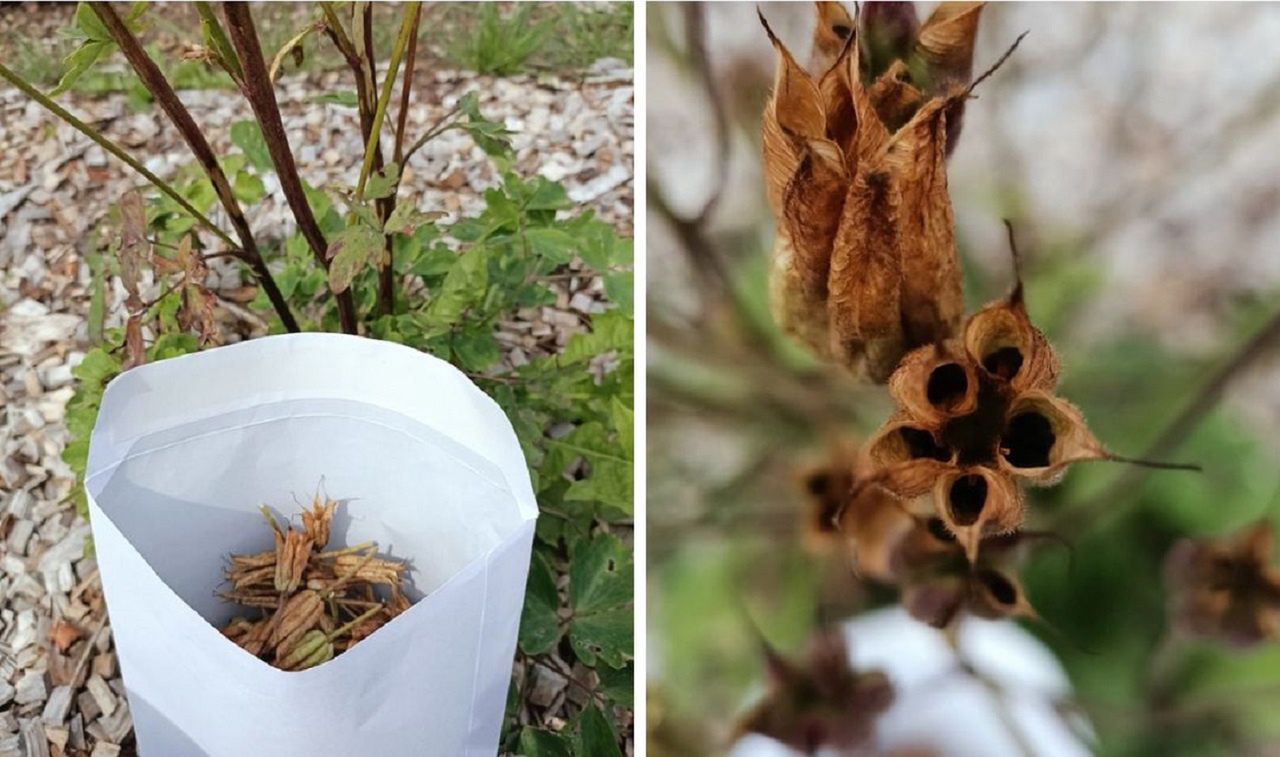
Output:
[
  {"xmin": 222, "ymin": 2, "xmax": 358, "ymax": 334},
  {"xmin": 92, "ymin": 2, "xmax": 299, "ymax": 333}
]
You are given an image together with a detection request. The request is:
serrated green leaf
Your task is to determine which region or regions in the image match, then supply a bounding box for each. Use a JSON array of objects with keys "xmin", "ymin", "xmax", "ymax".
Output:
[
  {"xmin": 72, "ymin": 349, "xmax": 121, "ymax": 389},
  {"xmin": 603, "ymin": 272, "xmax": 632, "ymax": 315},
  {"xmin": 452, "ymin": 329, "xmax": 500, "ymax": 372},
  {"xmin": 383, "ymin": 202, "xmax": 440, "ymax": 236},
  {"xmin": 570, "ymin": 606, "xmax": 632, "ymax": 669},
  {"xmin": 230, "ymin": 120, "xmax": 272, "ymax": 172},
  {"xmin": 524, "ymin": 228, "xmax": 577, "ymax": 265},
  {"xmin": 559, "ymin": 311, "xmax": 632, "ymax": 364},
  {"xmin": 326, "ymin": 223, "xmax": 383, "ymax": 294},
  {"xmin": 570, "ymin": 533, "xmax": 632, "ymax": 613},
  {"xmin": 457, "ymin": 91, "xmax": 514, "ymax": 158},
  {"xmin": 365, "ymin": 163, "xmax": 400, "ymax": 200},
  {"xmin": 423, "ymin": 247, "xmax": 488, "ymax": 326},
  {"xmin": 50, "ymin": 40, "xmax": 111, "ymax": 97},
  {"xmin": 574, "ymin": 705, "xmax": 622, "ymax": 757},
  {"xmin": 557, "ymin": 420, "xmax": 633, "ymax": 514},
  {"xmin": 519, "ymin": 553, "xmax": 561, "ymax": 656}
]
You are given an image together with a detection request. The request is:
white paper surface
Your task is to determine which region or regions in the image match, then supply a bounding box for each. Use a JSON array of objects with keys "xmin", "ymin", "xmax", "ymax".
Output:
[{"xmin": 85, "ymin": 334, "xmax": 537, "ymax": 756}]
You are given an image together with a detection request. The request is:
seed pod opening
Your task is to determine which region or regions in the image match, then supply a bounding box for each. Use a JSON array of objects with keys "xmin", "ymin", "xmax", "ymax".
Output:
[
  {"xmin": 999, "ymin": 392, "xmax": 1105, "ymax": 483},
  {"xmin": 889, "ymin": 342, "xmax": 979, "ymax": 424},
  {"xmin": 964, "ymin": 299, "xmax": 1060, "ymax": 392},
  {"xmin": 947, "ymin": 473, "xmax": 987, "ymax": 526}
]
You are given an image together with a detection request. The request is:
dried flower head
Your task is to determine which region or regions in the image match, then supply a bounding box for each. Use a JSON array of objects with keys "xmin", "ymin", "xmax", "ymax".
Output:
[
  {"xmin": 1165, "ymin": 521, "xmax": 1280, "ymax": 647},
  {"xmin": 760, "ymin": 2, "xmax": 993, "ymax": 382},
  {"xmin": 736, "ymin": 627, "xmax": 893, "ymax": 753},
  {"xmin": 855, "ymin": 229, "xmax": 1198, "ymax": 561}
]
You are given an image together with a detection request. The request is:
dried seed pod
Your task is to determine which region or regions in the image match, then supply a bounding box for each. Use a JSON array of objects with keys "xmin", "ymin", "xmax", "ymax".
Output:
[
  {"xmin": 1165, "ymin": 521, "xmax": 1280, "ymax": 647},
  {"xmin": 736, "ymin": 628, "xmax": 893, "ymax": 754},
  {"xmin": 932, "ymin": 465, "xmax": 1022, "ymax": 562},
  {"xmin": 274, "ymin": 528, "xmax": 315, "ymax": 594},
  {"xmin": 761, "ymin": 3, "xmax": 1001, "ymax": 381},
  {"xmin": 301, "ymin": 495, "xmax": 338, "ymax": 549},
  {"xmin": 277, "ymin": 629, "xmax": 333, "ymax": 671},
  {"xmin": 963, "ymin": 293, "xmax": 1059, "ymax": 393},
  {"xmin": 270, "ymin": 589, "xmax": 325, "ymax": 652}
]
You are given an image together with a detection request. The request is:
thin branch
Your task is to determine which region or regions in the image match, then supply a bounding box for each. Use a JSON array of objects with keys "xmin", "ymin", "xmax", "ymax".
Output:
[
  {"xmin": 223, "ymin": 1, "xmax": 358, "ymax": 334},
  {"xmin": 379, "ymin": 3, "xmax": 423, "ymax": 317},
  {"xmin": 393, "ymin": 5, "xmax": 421, "ymax": 166},
  {"xmin": 355, "ymin": 2, "xmax": 420, "ymax": 199},
  {"xmin": 92, "ymin": 2, "xmax": 298, "ymax": 333},
  {"xmin": 1065, "ymin": 303, "xmax": 1280, "ymax": 529},
  {"xmin": 194, "ymin": 1, "xmax": 243, "ymax": 81},
  {"xmin": 0, "ymin": 61, "xmax": 232, "ymax": 247},
  {"xmin": 401, "ymin": 104, "xmax": 462, "ymax": 164}
]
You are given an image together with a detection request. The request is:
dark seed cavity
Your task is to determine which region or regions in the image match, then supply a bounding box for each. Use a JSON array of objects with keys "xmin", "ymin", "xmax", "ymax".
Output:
[
  {"xmin": 1002, "ymin": 411, "xmax": 1056, "ymax": 469},
  {"xmin": 926, "ymin": 517, "xmax": 956, "ymax": 543},
  {"xmin": 831, "ymin": 23, "xmax": 852, "ymax": 39},
  {"xmin": 926, "ymin": 363, "xmax": 969, "ymax": 411},
  {"xmin": 978, "ymin": 569, "xmax": 1018, "ymax": 606},
  {"xmin": 948, "ymin": 474, "xmax": 988, "ymax": 526},
  {"xmin": 900, "ymin": 427, "xmax": 949, "ymax": 462},
  {"xmin": 805, "ymin": 472, "xmax": 830, "ymax": 496},
  {"xmin": 983, "ymin": 346, "xmax": 1024, "ymax": 381}
]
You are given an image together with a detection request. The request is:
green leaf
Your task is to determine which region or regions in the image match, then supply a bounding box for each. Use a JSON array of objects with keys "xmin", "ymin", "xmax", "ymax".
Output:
[
  {"xmin": 570, "ymin": 608, "xmax": 632, "ymax": 669},
  {"xmin": 557, "ymin": 410, "xmax": 633, "ymax": 514},
  {"xmin": 597, "ymin": 663, "xmax": 634, "ymax": 708},
  {"xmin": 452, "ymin": 329, "xmax": 500, "ymax": 372},
  {"xmin": 519, "ymin": 728, "xmax": 571, "ymax": 757},
  {"xmin": 524, "ymin": 228, "xmax": 577, "ymax": 265},
  {"xmin": 518, "ymin": 553, "xmax": 561, "ymax": 656},
  {"xmin": 569, "ymin": 533, "xmax": 632, "ymax": 613},
  {"xmin": 326, "ymin": 223, "xmax": 383, "ymax": 294},
  {"xmin": 574, "ymin": 705, "xmax": 622, "ymax": 757},
  {"xmin": 365, "ymin": 163, "xmax": 401, "ymax": 201},
  {"xmin": 50, "ymin": 40, "xmax": 111, "ymax": 97},
  {"xmin": 230, "ymin": 120, "xmax": 272, "ymax": 172},
  {"xmin": 559, "ymin": 311, "xmax": 632, "ymax": 365},
  {"xmin": 457, "ymin": 91, "xmax": 514, "ymax": 158},
  {"xmin": 604, "ymin": 272, "xmax": 633, "ymax": 315},
  {"xmin": 312, "ymin": 91, "xmax": 360, "ymax": 107},
  {"xmin": 73, "ymin": 348, "xmax": 121, "ymax": 389},
  {"xmin": 383, "ymin": 203, "xmax": 440, "ymax": 236},
  {"xmin": 233, "ymin": 171, "xmax": 265, "ymax": 204},
  {"xmin": 423, "ymin": 247, "xmax": 488, "ymax": 326}
]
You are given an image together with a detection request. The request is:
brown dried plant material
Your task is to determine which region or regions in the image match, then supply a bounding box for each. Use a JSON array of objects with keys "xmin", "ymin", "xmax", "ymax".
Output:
[
  {"xmin": 856, "ymin": 242, "xmax": 1198, "ymax": 561},
  {"xmin": 736, "ymin": 628, "xmax": 893, "ymax": 754},
  {"xmin": 1165, "ymin": 521, "xmax": 1280, "ymax": 647},
  {"xmin": 760, "ymin": 3, "xmax": 987, "ymax": 381},
  {"xmin": 219, "ymin": 496, "xmax": 411, "ymax": 671}
]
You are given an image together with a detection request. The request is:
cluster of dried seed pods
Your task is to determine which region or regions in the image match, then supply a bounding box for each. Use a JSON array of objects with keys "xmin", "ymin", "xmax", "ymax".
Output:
[
  {"xmin": 761, "ymin": 1, "xmax": 984, "ymax": 381},
  {"xmin": 1165, "ymin": 521, "xmax": 1280, "ymax": 647},
  {"xmin": 802, "ymin": 441, "xmax": 1040, "ymax": 628},
  {"xmin": 219, "ymin": 496, "xmax": 411, "ymax": 671}
]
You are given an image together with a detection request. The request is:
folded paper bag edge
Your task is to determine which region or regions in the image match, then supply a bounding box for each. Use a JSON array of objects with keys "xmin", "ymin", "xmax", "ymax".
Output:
[{"xmin": 86, "ymin": 333, "xmax": 538, "ymax": 521}]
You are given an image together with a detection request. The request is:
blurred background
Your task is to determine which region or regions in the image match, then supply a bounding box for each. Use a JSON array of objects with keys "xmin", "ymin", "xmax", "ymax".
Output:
[{"xmin": 647, "ymin": 2, "xmax": 1280, "ymax": 755}]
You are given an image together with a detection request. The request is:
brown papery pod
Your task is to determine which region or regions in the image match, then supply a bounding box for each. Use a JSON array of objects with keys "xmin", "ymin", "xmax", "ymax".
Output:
[
  {"xmin": 867, "ymin": 60, "xmax": 924, "ymax": 132},
  {"xmin": 998, "ymin": 391, "xmax": 1107, "ymax": 484},
  {"xmin": 915, "ymin": 2, "xmax": 985, "ymax": 152},
  {"xmin": 811, "ymin": 1, "xmax": 856, "ymax": 73},
  {"xmin": 888, "ymin": 341, "xmax": 978, "ymax": 427},
  {"xmin": 933, "ymin": 466, "xmax": 1021, "ymax": 563},
  {"xmin": 963, "ymin": 292, "xmax": 1060, "ymax": 392},
  {"xmin": 886, "ymin": 99, "xmax": 965, "ymax": 349},
  {"xmin": 827, "ymin": 169, "xmax": 903, "ymax": 379}
]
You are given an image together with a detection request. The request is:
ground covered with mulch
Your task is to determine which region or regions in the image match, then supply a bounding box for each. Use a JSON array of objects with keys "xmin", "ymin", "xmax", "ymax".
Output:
[{"xmin": 0, "ymin": 12, "xmax": 633, "ymax": 755}]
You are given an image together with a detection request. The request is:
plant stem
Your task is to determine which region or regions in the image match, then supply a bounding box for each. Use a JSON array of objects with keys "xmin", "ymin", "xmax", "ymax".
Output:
[
  {"xmin": 355, "ymin": 2, "xmax": 420, "ymax": 199},
  {"xmin": 0, "ymin": 61, "xmax": 231, "ymax": 246},
  {"xmin": 377, "ymin": 3, "xmax": 423, "ymax": 317},
  {"xmin": 1065, "ymin": 304, "xmax": 1280, "ymax": 530},
  {"xmin": 92, "ymin": 2, "xmax": 299, "ymax": 333},
  {"xmin": 194, "ymin": 1, "xmax": 243, "ymax": 81},
  {"xmin": 223, "ymin": 1, "xmax": 359, "ymax": 334}
]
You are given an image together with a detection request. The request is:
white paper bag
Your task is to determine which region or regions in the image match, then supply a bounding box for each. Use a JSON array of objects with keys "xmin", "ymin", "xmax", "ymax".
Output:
[{"xmin": 85, "ymin": 333, "xmax": 538, "ymax": 756}]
